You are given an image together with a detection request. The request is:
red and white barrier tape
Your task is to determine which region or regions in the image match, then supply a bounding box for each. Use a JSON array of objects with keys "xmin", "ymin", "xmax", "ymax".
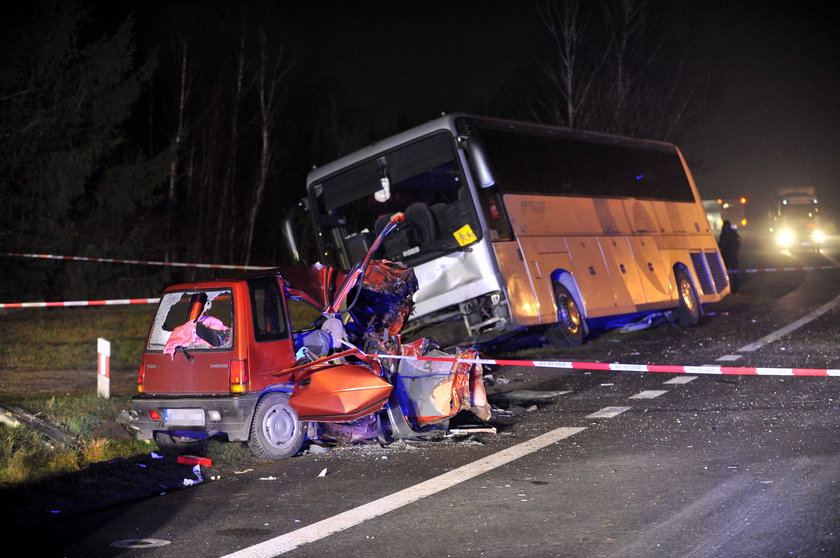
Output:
[
  {"xmin": 0, "ymin": 298, "xmax": 159, "ymax": 309},
  {"xmin": 372, "ymin": 354, "xmax": 840, "ymax": 377},
  {"xmin": 3, "ymin": 252, "xmax": 271, "ymax": 271},
  {"xmin": 732, "ymin": 265, "xmax": 839, "ymax": 274},
  {"xmin": 8, "ymin": 252, "xmax": 840, "ymax": 276}
]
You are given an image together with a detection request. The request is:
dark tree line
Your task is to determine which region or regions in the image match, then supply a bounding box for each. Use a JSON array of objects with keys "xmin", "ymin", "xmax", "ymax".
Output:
[
  {"xmin": 0, "ymin": 3, "xmax": 168, "ymax": 300},
  {"xmin": 525, "ymin": 0, "xmax": 708, "ymax": 142},
  {"xmin": 0, "ymin": 1, "xmax": 709, "ymax": 302},
  {"xmin": 0, "ymin": 2, "xmax": 327, "ymax": 300}
]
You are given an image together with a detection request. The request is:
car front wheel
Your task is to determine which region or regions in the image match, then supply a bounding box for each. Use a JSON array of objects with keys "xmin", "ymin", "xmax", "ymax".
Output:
[{"xmin": 248, "ymin": 392, "xmax": 304, "ymax": 460}]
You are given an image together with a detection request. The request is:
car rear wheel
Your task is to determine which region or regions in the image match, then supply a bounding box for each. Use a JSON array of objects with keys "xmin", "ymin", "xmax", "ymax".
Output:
[{"xmin": 248, "ymin": 392, "xmax": 304, "ymax": 460}]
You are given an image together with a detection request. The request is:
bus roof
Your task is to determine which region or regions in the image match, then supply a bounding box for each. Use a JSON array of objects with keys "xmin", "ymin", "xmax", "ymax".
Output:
[{"xmin": 306, "ymin": 113, "xmax": 680, "ymax": 187}]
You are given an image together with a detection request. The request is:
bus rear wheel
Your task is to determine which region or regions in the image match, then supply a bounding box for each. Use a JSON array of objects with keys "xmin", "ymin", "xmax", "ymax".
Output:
[
  {"xmin": 674, "ymin": 269, "xmax": 701, "ymax": 327},
  {"xmin": 546, "ymin": 284, "xmax": 585, "ymax": 348}
]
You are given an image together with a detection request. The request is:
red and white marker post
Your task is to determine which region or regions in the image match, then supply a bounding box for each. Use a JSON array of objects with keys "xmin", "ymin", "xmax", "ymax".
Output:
[{"xmin": 97, "ymin": 338, "xmax": 111, "ymax": 399}]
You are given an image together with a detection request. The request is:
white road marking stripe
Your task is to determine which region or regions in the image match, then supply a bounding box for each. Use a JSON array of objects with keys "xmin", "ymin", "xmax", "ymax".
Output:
[
  {"xmin": 716, "ymin": 354, "xmax": 742, "ymax": 361},
  {"xmin": 222, "ymin": 426, "xmax": 587, "ymax": 558},
  {"xmin": 629, "ymin": 390, "xmax": 668, "ymax": 399},
  {"xmin": 663, "ymin": 376, "xmax": 697, "ymax": 385},
  {"xmin": 736, "ymin": 291, "xmax": 840, "ymax": 353},
  {"xmin": 586, "ymin": 406, "xmax": 631, "ymax": 418}
]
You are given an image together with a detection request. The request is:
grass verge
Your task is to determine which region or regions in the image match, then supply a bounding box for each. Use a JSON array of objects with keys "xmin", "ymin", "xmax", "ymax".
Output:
[
  {"xmin": 0, "ymin": 393, "xmax": 149, "ymax": 485},
  {"xmin": 0, "ymin": 304, "xmax": 152, "ymax": 370},
  {"xmin": 0, "ymin": 305, "xmax": 267, "ymax": 524},
  {"xmin": 0, "ymin": 391, "xmax": 266, "ymax": 527}
]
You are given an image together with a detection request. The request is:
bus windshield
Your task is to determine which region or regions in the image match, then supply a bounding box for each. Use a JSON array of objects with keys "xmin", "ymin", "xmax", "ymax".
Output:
[{"xmin": 312, "ymin": 131, "xmax": 480, "ymax": 267}]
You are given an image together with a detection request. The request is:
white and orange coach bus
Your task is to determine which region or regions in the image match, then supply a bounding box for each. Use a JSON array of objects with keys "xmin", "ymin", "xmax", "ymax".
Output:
[{"xmin": 283, "ymin": 114, "xmax": 729, "ymax": 347}]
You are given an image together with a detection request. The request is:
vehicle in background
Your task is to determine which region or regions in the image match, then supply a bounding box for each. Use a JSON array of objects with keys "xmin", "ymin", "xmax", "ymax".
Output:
[
  {"xmin": 769, "ymin": 186, "xmax": 824, "ymax": 251},
  {"xmin": 283, "ymin": 114, "xmax": 729, "ymax": 348},
  {"xmin": 703, "ymin": 197, "xmax": 749, "ymax": 236}
]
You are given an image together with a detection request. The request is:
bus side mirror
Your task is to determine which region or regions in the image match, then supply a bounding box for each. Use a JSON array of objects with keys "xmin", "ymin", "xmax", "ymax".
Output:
[
  {"xmin": 463, "ymin": 138, "xmax": 495, "ymax": 188},
  {"xmin": 282, "ymin": 198, "xmax": 309, "ymax": 264}
]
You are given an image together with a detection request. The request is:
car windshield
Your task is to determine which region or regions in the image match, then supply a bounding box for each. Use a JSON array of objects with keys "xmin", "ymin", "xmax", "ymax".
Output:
[
  {"xmin": 313, "ymin": 132, "xmax": 481, "ymax": 267},
  {"xmin": 147, "ymin": 289, "xmax": 233, "ymax": 351}
]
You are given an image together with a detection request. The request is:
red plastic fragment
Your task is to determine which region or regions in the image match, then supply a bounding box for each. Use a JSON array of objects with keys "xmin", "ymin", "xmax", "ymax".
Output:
[{"xmin": 177, "ymin": 455, "xmax": 212, "ymax": 467}]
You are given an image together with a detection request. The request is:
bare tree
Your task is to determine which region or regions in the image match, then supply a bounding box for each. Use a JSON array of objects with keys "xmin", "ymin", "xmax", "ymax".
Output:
[
  {"xmin": 530, "ymin": 0, "xmax": 610, "ymax": 128},
  {"xmin": 166, "ymin": 39, "xmax": 190, "ymax": 262},
  {"xmin": 214, "ymin": 35, "xmax": 247, "ymax": 264},
  {"xmin": 529, "ymin": 0, "xmax": 705, "ymax": 142},
  {"xmin": 244, "ymin": 31, "xmax": 291, "ymax": 265},
  {"xmin": 603, "ymin": 0, "xmax": 656, "ymax": 131}
]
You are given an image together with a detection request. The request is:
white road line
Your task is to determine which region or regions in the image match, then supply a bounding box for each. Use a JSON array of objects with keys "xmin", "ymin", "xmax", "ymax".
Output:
[
  {"xmin": 586, "ymin": 406, "xmax": 631, "ymax": 419},
  {"xmin": 663, "ymin": 376, "xmax": 697, "ymax": 385},
  {"xmin": 222, "ymin": 426, "xmax": 587, "ymax": 558},
  {"xmin": 716, "ymin": 354, "xmax": 742, "ymax": 361},
  {"xmin": 736, "ymin": 291, "xmax": 840, "ymax": 353},
  {"xmin": 629, "ymin": 390, "xmax": 669, "ymax": 399}
]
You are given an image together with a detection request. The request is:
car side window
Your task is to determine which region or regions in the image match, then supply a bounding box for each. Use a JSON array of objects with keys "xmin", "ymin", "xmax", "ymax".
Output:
[{"xmin": 248, "ymin": 276, "xmax": 288, "ymax": 342}]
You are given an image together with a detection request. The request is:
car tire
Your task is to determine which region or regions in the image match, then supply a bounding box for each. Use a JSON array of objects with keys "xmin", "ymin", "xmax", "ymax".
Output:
[
  {"xmin": 545, "ymin": 284, "xmax": 585, "ymax": 348},
  {"xmin": 674, "ymin": 269, "xmax": 701, "ymax": 327},
  {"xmin": 248, "ymin": 392, "xmax": 304, "ymax": 460}
]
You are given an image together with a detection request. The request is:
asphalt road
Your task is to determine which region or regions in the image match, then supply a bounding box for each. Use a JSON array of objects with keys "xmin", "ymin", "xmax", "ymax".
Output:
[{"xmin": 16, "ymin": 233, "xmax": 840, "ymax": 558}]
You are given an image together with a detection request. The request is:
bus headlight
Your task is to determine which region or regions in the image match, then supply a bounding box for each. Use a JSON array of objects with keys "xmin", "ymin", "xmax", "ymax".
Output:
[
  {"xmin": 776, "ymin": 228, "xmax": 795, "ymax": 247},
  {"xmin": 812, "ymin": 230, "xmax": 826, "ymax": 244}
]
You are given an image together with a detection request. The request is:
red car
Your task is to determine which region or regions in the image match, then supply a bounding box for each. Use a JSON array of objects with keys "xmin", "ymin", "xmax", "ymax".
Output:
[{"xmin": 132, "ymin": 214, "xmax": 490, "ymax": 459}]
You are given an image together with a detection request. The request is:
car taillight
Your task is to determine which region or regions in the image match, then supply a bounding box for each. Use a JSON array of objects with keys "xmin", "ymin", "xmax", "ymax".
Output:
[
  {"xmin": 137, "ymin": 362, "xmax": 146, "ymax": 393},
  {"xmin": 229, "ymin": 359, "xmax": 249, "ymax": 394},
  {"xmin": 149, "ymin": 410, "xmax": 162, "ymax": 420}
]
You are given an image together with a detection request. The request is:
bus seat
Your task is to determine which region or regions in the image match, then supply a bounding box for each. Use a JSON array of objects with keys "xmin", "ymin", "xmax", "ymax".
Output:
[
  {"xmin": 374, "ymin": 214, "xmax": 390, "ymax": 236},
  {"xmin": 344, "ymin": 231, "xmax": 372, "ymax": 264},
  {"xmin": 376, "ymin": 213, "xmax": 410, "ymax": 257},
  {"xmin": 405, "ymin": 202, "xmax": 436, "ymax": 244},
  {"xmin": 431, "ymin": 203, "xmax": 450, "ymax": 234},
  {"xmin": 454, "ymin": 188, "xmax": 477, "ymax": 229}
]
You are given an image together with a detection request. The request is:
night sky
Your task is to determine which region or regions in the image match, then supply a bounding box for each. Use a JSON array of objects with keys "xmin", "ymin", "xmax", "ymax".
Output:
[
  {"xmin": 674, "ymin": 1, "xmax": 840, "ymax": 213},
  {"xmin": 275, "ymin": 1, "xmax": 840, "ymax": 214},
  {"xmin": 132, "ymin": 1, "xmax": 840, "ymax": 215}
]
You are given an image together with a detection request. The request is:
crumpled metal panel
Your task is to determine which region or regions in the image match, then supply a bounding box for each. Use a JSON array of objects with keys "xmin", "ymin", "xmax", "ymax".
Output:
[
  {"xmin": 395, "ymin": 338, "xmax": 491, "ymax": 424},
  {"xmin": 345, "ymin": 260, "xmax": 418, "ymax": 347},
  {"xmin": 278, "ymin": 263, "xmax": 347, "ymax": 309},
  {"xmin": 411, "ymin": 240, "xmax": 500, "ymax": 319}
]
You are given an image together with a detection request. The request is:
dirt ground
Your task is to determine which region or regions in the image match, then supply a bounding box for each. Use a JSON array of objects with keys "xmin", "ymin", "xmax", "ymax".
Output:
[
  {"xmin": 0, "ymin": 367, "xmax": 139, "ymax": 398},
  {"xmin": 0, "ymin": 367, "xmax": 271, "ymax": 528}
]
